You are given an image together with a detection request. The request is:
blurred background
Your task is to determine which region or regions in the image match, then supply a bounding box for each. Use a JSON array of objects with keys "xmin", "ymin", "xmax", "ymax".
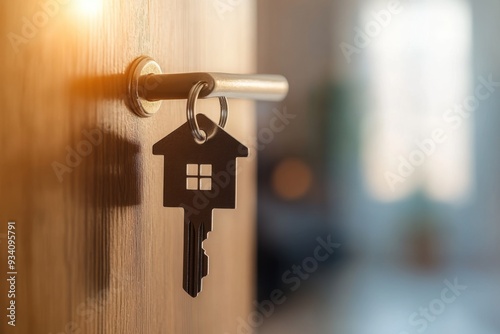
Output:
[{"xmin": 255, "ymin": 0, "xmax": 500, "ymax": 333}]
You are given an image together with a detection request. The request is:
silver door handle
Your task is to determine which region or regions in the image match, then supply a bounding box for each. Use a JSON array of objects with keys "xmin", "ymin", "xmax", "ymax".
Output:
[{"xmin": 126, "ymin": 56, "xmax": 289, "ymax": 117}]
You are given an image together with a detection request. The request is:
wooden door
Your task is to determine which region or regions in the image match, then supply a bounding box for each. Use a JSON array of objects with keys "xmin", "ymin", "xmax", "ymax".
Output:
[{"xmin": 0, "ymin": 0, "xmax": 256, "ymax": 333}]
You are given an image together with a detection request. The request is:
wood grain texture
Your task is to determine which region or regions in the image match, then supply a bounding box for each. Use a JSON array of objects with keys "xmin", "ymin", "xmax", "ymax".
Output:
[{"xmin": 0, "ymin": 0, "xmax": 256, "ymax": 333}]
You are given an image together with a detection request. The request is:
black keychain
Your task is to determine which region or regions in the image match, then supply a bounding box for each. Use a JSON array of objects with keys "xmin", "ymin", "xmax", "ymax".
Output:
[{"xmin": 153, "ymin": 82, "xmax": 248, "ymax": 297}]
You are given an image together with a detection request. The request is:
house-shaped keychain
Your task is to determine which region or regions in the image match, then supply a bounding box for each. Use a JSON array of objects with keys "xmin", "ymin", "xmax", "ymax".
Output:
[{"xmin": 152, "ymin": 113, "xmax": 248, "ymax": 296}]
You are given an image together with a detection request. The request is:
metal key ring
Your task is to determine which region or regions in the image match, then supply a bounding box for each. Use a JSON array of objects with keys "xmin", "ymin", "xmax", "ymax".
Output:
[{"xmin": 187, "ymin": 81, "xmax": 228, "ymax": 143}]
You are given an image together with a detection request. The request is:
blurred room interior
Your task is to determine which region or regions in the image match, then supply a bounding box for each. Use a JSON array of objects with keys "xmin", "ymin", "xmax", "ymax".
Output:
[{"xmin": 256, "ymin": 0, "xmax": 500, "ymax": 333}]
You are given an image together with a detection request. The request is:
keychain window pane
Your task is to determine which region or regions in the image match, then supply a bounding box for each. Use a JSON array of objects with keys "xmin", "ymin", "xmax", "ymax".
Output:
[
  {"xmin": 199, "ymin": 178, "xmax": 212, "ymax": 191},
  {"xmin": 186, "ymin": 164, "xmax": 198, "ymax": 176},
  {"xmin": 186, "ymin": 164, "xmax": 213, "ymax": 191},
  {"xmin": 186, "ymin": 177, "xmax": 198, "ymax": 190},
  {"xmin": 200, "ymin": 164, "xmax": 212, "ymax": 176}
]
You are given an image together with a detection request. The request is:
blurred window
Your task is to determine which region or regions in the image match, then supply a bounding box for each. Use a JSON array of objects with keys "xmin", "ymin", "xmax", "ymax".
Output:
[{"xmin": 361, "ymin": 0, "xmax": 473, "ymax": 202}]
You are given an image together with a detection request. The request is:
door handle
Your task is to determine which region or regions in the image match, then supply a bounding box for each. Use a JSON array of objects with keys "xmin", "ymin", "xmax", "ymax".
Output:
[{"xmin": 126, "ymin": 56, "xmax": 289, "ymax": 117}]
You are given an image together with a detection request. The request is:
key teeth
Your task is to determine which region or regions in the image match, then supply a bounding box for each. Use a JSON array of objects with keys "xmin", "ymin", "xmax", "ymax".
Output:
[
  {"xmin": 202, "ymin": 251, "xmax": 209, "ymax": 277},
  {"xmin": 201, "ymin": 222, "xmax": 210, "ymax": 278}
]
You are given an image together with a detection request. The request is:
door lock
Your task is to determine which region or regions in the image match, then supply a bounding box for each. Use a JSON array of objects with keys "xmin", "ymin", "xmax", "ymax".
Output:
[{"xmin": 126, "ymin": 56, "xmax": 289, "ymax": 117}]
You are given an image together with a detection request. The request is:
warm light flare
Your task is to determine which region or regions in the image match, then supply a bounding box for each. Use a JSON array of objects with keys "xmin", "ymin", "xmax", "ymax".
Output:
[{"xmin": 75, "ymin": 0, "xmax": 102, "ymax": 16}]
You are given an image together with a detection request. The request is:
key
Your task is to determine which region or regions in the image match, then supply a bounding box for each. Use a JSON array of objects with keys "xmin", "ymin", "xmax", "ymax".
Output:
[
  {"xmin": 153, "ymin": 114, "xmax": 248, "ymax": 297},
  {"xmin": 183, "ymin": 210, "xmax": 211, "ymax": 297}
]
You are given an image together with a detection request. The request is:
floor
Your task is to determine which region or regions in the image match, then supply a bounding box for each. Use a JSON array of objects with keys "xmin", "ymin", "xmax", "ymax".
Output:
[{"xmin": 258, "ymin": 260, "xmax": 500, "ymax": 334}]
